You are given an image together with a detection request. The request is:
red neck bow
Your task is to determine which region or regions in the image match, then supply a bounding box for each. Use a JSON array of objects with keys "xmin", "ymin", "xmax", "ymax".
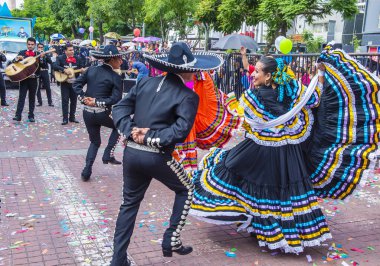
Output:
[
  {"xmin": 25, "ymin": 50, "xmax": 35, "ymax": 57},
  {"xmin": 66, "ymin": 57, "xmax": 76, "ymax": 64}
]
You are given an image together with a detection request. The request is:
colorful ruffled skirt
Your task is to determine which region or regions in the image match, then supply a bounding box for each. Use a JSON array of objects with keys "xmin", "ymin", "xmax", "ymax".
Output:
[
  {"xmin": 191, "ymin": 141, "xmax": 332, "ymax": 253},
  {"xmin": 174, "ymin": 73, "xmax": 241, "ymax": 171},
  {"xmin": 189, "ymin": 49, "xmax": 380, "ymax": 253}
]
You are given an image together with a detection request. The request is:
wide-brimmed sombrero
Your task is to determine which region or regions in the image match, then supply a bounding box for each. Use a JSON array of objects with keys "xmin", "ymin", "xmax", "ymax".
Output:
[
  {"xmin": 143, "ymin": 42, "xmax": 224, "ymax": 73},
  {"xmin": 90, "ymin": 45, "xmax": 129, "ymax": 59}
]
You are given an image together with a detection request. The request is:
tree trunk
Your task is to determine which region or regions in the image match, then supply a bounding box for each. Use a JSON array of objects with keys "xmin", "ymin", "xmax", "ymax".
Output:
[
  {"xmin": 159, "ymin": 15, "xmax": 165, "ymax": 42},
  {"xmin": 280, "ymin": 22, "xmax": 287, "ymax": 36},
  {"xmin": 204, "ymin": 23, "xmax": 209, "ymax": 51},
  {"xmin": 98, "ymin": 21, "xmax": 104, "ymax": 44},
  {"xmin": 265, "ymin": 34, "xmax": 275, "ymax": 54},
  {"xmin": 71, "ymin": 24, "xmax": 79, "ymax": 39},
  {"xmin": 130, "ymin": 4, "xmax": 136, "ymax": 30}
]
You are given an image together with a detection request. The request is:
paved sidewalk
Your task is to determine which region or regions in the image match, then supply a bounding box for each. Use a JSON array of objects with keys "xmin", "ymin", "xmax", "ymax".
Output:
[{"xmin": 1, "ymin": 85, "xmax": 380, "ymax": 266}]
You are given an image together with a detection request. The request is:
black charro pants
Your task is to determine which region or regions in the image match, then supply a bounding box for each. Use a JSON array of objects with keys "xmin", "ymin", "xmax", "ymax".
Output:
[
  {"xmin": 36, "ymin": 70, "xmax": 53, "ymax": 105},
  {"xmin": 0, "ymin": 74, "xmax": 6, "ymax": 104},
  {"xmin": 15, "ymin": 77, "xmax": 38, "ymax": 118},
  {"xmin": 111, "ymin": 147, "xmax": 193, "ymax": 266},
  {"xmin": 83, "ymin": 109, "xmax": 120, "ymax": 165},
  {"xmin": 60, "ymin": 82, "xmax": 77, "ymax": 121}
]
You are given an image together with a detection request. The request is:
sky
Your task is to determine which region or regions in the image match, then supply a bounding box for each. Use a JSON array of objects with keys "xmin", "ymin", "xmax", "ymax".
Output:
[{"xmin": 0, "ymin": 0, "xmax": 23, "ymax": 10}]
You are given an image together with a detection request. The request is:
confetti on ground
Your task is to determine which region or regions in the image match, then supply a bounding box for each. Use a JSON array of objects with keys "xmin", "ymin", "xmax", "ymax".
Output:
[
  {"xmin": 350, "ymin": 260, "xmax": 359, "ymax": 266},
  {"xmin": 350, "ymin": 248, "xmax": 365, "ymax": 253},
  {"xmin": 324, "ymin": 243, "xmax": 349, "ymax": 261},
  {"xmin": 225, "ymin": 247, "xmax": 237, "ymax": 258},
  {"xmin": 225, "ymin": 251, "xmax": 236, "ymax": 258},
  {"xmin": 306, "ymin": 254, "xmax": 313, "ymax": 263}
]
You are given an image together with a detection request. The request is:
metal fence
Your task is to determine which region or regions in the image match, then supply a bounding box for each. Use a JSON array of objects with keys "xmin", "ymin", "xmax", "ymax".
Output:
[{"xmin": 133, "ymin": 51, "xmax": 380, "ymax": 99}]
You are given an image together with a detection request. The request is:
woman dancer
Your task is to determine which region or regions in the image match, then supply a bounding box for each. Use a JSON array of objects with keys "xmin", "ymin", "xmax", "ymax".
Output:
[{"xmin": 189, "ymin": 46, "xmax": 380, "ymax": 253}]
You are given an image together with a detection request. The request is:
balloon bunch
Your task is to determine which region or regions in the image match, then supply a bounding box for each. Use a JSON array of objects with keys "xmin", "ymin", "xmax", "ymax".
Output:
[{"xmin": 275, "ymin": 36, "xmax": 293, "ymax": 54}]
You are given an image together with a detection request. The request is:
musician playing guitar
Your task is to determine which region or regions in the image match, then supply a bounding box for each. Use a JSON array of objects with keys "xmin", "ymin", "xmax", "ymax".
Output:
[
  {"xmin": 54, "ymin": 44, "xmax": 85, "ymax": 125},
  {"xmin": 36, "ymin": 43, "xmax": 54, "ymax": 107},
  {"xmin": 12, "ymin": 37, "xmax": 39, "ymax": 122}
]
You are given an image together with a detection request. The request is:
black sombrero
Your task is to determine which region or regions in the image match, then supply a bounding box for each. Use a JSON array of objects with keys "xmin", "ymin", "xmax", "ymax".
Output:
[
  {"xmin": 90, "ymin": 45, "xmax": 129, "ymax": 59},
  {"xmin": 143, "ymin": 42, "xmax": 224, "ymax": 73}
]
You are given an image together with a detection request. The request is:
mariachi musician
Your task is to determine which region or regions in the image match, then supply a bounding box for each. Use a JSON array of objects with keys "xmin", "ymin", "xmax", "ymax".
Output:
[
  {"xmin": 12, "ymin": 37, "xmax": 40, "ymax": 122},
  {"xmin": 54, "ymin": 44, "xmax": 85, "ymax": 125},
  {"xmin": 73, "ymin": 45, "xmax": 124, "ymax": 181},
  {"xmin": 36, "ymin": 43, "xmax": 54, "ymax": 107}
]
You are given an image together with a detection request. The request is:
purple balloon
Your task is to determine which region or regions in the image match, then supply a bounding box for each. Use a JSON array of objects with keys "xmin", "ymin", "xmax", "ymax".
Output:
[{"xmin": 78, "ymin": 28, "xmax": 85, "ymax": 34}]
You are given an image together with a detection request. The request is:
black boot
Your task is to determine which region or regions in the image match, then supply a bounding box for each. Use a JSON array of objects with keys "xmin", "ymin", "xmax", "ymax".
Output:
[
  {"xmin": 102, "ymin": 146, "xmax": 121, "ymax": 165},
  {"xmin": 81, "ymin": 166, "xmax": 92, "ymax": 182},
  {"xmin": 162, "ymin": 245, "xmax": 193, "ymax": 257},
  {"xmin": 69, "ymin": 117, "xmax": 80, "ymax": 123},
  {"xmin": 102, "ymin": 157, "xmax": 122, "ymax": 165},
  {"xmin": 13, "ymin": 116, "xmax": 21, "ymax": 121},
  {"xmin": 123, "ymin": 257, "xmax": 131, "ymax": 266},
  {"xmin": 81, "ymin": 143, "xmax": 99, "ymax": 182}
]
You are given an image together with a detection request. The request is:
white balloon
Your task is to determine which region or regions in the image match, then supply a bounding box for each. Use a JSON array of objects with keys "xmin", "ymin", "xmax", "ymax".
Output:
[{"xmin": 275, "ymin": 36, "xmax": 286, "ymax": 51}]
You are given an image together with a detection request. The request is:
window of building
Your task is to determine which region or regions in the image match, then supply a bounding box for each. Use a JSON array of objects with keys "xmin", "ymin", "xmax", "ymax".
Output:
[
  {"xmin": 378, "ymin": 13, "xmax": 380, "ymax": 28},
  {"xmin": 313, "ymin": 23, "xmax": 328, "ymax": 33}
]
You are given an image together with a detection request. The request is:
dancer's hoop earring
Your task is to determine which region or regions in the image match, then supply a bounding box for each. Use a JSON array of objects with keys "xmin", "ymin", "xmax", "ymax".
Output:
[{"xmin": 265, "ymin": 79, "xmax": 271, "ymax": 87}]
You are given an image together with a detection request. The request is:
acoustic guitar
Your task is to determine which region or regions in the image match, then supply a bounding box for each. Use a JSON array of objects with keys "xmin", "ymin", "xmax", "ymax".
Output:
[
  {"xmin": 54, "ymin": 68, "xmax": 85, "ymax": 82},
  {"xmin": 5, "ymin": 49, "xmax": 55, "ymax": 82}
]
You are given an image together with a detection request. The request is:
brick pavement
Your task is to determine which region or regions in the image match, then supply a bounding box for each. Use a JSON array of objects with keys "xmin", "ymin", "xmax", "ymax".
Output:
[{"xmin": 1, "ymin": 85, "xmax": 380, "ymax": 266}]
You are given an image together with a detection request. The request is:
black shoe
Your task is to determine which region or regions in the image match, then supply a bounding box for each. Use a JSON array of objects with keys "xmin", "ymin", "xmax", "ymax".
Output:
[
  {"xmin": 36, "ymin": 103, "xmax": 42, "ymax": 107},
  {"xmin": 61, "ymin": 120, "xmax": 68, "ymax": 125},
  {"xmin": 162, "ymin": 245, "xmax": 193, "ymax": 257},
  {"xmin": 123, "ymin": 258, "xmax": 131, "ymax": 266},
  {"xmin": 12, "ymin": 116, "xmax": 21, "ymax": 121},
  {"xmin": 81, "ymin": 166, "xmax": 92, "ymax": 182},
  {"xmin": 102, "ymin": 157, "xmax": 122, "ymax": 165},
  {"xmin": 69, "ymin": 118, "xmax": 80, "ymax": 123},
  {"xmin": 1, "ymin": 102, "xmax": 9, "ymax": 106},
  {"xmin": 48, "ymin": 103, "xmax": 54, "ymax": 107},
  {"xmin": 28, "ymin": 118, "xmax": 35, "ymax": 123}
]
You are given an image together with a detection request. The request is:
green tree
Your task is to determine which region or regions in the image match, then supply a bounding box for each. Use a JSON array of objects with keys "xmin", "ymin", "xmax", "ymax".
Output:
[
  {"xmin": 195, "ymin": 0, "xmax": 358, "ymax": 52},
  {"xmin": 87, "ymin": 0, "xmax": 112, "ymax": 43},
  {"xmin": 351, "ymin": 34, "xmax": 360, "ymax": 52},
  {"xmin": 302, "ymin": 30, "xmax": 324, "ymax": 53},
  {"xmin": 107, "ymin": 0, "xmax": 144, "ymax": 35},
  {"xmin": 49, "ymin": 0, "xmax": 88, "ymax": 38},
  {"xmin": 195, "ymin": 0, "xmax": 260, "ymax": 34},
  {"xmin": 194, "ymin": 0, "xmax": 222, "ymax": 50},
  {"xmin": 144, "ymin": 0, "xmax": 199, "ymax": 41},
  {"xmin": 259, "ymin": 0, "xmax": 358, "ymax": 51}
]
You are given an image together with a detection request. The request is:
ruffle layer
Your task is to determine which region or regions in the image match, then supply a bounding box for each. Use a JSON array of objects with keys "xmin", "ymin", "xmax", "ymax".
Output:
[
  {"xmin": 240, "ymin": 85, "xmax": 322, "ymax": 147},
  {"xmin": 190, "ymin": 149, "xmax": 331, "ymax": 254},
  {"xmin": 307, "ymin": 49, "xmax": 380, "ymax": 199}
]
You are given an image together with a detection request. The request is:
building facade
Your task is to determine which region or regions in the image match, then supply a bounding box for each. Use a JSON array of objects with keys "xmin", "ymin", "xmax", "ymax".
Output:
[{"xmin": 362, "ymin": 0, "xmax": 380, "ymax": 49}]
